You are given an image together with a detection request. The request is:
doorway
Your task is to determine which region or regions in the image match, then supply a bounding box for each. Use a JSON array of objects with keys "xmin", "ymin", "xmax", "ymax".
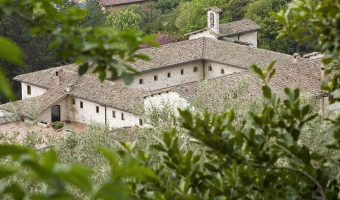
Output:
[{"xmin": 51, "ymin": 105, "xmax": 61, "ymax": 122}]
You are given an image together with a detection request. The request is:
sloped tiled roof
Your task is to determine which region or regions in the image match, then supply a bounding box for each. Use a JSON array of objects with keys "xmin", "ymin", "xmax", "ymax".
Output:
[
  {"xmin": 0, "ymin": 70, "xmax": 79, "ymax": 118},
  {"xmin": 69, "ymin": 74, "xmax": 144, "ymax": 113},
  {"xmin": 13, "ymin": 64, "xmax": 78, "ymax": 89},
  {"xmin": 134, "ymin": 38, "xmax": 297, "ymax": 72},
  {"xmin": 186, "ymin": 19, "xmax": 261, "ymax": 38},
  {"xmin": 219, "ymin": 19, "xmax": 261, "ymax": 37},
  {"xmin": 10, "ymin": 69, "xmax": 144, "ymax": 115},
  {"xmin": 10, "ymin": 38, "xmax": 320, "ymax": 115},
  {"xmin": 156, "ymin": 58, "xmax": 322, "ymax": 113},
  {"xmin": 134, "ymin": 39, "xmax": 204, "ymax": 71},
  {"xmin": 203, "ymin": 39, "xmax": 294, "ymax": 68},
  {"xmin": 100, "ymin": 0, "xmax": 150, "ymax": 6},
  {"xmin": 14, "ymin": 38, "xmax": 297, "ymax": 82}
]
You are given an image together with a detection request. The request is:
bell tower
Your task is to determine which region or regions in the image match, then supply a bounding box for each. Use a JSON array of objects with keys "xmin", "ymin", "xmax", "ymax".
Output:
[{"xmin": 207, "ymin": 7, "xmax": 222, "ymax": 34}]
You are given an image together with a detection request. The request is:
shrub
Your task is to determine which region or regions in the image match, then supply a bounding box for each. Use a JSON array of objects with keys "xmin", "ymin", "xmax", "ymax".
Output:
[{"xmin": 51, "ymin": 121, "xmax": 64, "ymax": 130}]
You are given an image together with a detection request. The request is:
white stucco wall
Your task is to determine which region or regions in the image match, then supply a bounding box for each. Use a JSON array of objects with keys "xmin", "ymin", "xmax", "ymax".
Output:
[
  {"xmin": 21, "ymin": 82, "xmax": 47, "ymax": 100},
  {"xmin": 73, "ymin": 98, "xmax": 106, "ymax": 125},
  {"xmin": 230, "ymin": 32, "xmax": 258, "ymax": 47},
  {"xmin": 37, "ymin": 97, "xmax": 69, "ymax": 124},
  {"xmin": 204, "ymin": 61, "xmax": 244, "ymax": 80},
  {"xmin": 188, "ymin": 30, "xmax": 217, "ymax": 40},
  {"xmin": 131, "ymin": 61, "xmax": 204, "ymax": 91},
  {"xmin": 106, "ymin": 107, "xmax": 141, "ymax": 128},
  {"xmin": 130, "ymin": 61, "xmax": 244, "ymax": 92},
  {"xmin": 72, "ymin": 97, "xmax": 141, "ymax": 128}
]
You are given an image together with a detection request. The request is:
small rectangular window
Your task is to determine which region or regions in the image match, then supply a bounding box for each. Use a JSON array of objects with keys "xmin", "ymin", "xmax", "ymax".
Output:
[
  {"xmin": 72, "ymin": 98, "xmax": 75, "ymax": 105},
  {"xmin": 139, "ymin": 79, "xmax": 143, "ymax": 84},
  {"xmin": 121, "ymin": 113, "xmax": 125, "ymax": 120},
  {"xmin": 193, "ymin": 67, "xmax": 198, "ymax": 72},
  {"xmin": 154, "ymin": 75, "xmax": 158, "ymax": 81},
  {"xmin": 181, "ymin": 69, "xmax": 184, "ymax": 75},
  {"xmin": 112, "ymin": 111, "xmax": 116, "ymax": 118},
  {"xmin": 27, "ymin": 85, "xmax": 31, "ymax": 95},
  {"xmin": 80, "ymin": 101, "xmax": 83, "ymax": 109},
  {"xmin": 221, "ymin": 69, "xmax": 225, "ymax": 74},
  {"xmin": 139, "ymin": 119, "xmax": 143, "ymax": 126},
  {"xmin": 209, "ymin": 66, "xmax": 212, "ymax": 71},
  {"xmin": 167, "ymin": 72, "xmax": 171, "ymax": 78},
  {"xmin": 96, "ymin": 106, "xmax": 99, "ymax": 113}
]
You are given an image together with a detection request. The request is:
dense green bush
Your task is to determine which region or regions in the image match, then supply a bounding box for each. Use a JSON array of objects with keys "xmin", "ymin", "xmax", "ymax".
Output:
[{"xmin": 51, "ymin": 121, "xmax": 65, "ymax": 130}]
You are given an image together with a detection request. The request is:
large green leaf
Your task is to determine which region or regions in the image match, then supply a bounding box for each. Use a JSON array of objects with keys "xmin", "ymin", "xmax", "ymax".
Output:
[
  {"xmin": 0, "ymin": 144, "xmax": 32, "ymax": 158},
  {"xmin": 0, "ymin": 166, "xmax": 17, "ymax": 180},
  {"xmin": 0, "ymin": 36, "xmax": 24, "ymax": 66},
  {"xmin": 0, "ymin": 67, "xmax": 14, "ymax": 100},
  {"xmin": 54, "ymin": 164, "xmax": 93, "ymax": 193}
]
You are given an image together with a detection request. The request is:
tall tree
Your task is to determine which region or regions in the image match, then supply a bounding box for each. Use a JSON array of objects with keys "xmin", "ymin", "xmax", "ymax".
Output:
[
  {"xmin": 175, "ymin": 0, "xmax": 229, "ymax": 34},
  {"xmin": 81, "ymin": 0, "xmax": 109, "ymax": 27},
  {"xmin": 245, "ymin": 0, "xmax": 316, "ymax": 54},
  {"xmin": 107, "ymin": 6, "xmax": 142, "ymax": 30},
  {"xmin": 0, "ymin": 16, "xmax": 64, "ymax": 103},
  {"xmin": 225, "ymin": 0, "xmax": 251, "ymax": 21}
]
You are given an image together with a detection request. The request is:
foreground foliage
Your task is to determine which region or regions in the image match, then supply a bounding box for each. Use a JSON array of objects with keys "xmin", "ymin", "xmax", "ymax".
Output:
[
  {"xmin": 0, "ymin": 0, "xmax": 340, "ymax": 199},
  {"xmin": 1, "ymin": 63, "xmax": 340, "ymax": 199},
  {"xmin": 0, "ymin": 0, "xmax": 157, "ymax": 100}
]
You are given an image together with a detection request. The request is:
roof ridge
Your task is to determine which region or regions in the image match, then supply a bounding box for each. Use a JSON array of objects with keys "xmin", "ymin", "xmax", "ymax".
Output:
[
  {"xmin": 139, "ymin": 37, "xmax": 204, "ymax": 51},
  {"xmin": 219, "ymin": 18, "xmax": 255, "ymax": 25}
]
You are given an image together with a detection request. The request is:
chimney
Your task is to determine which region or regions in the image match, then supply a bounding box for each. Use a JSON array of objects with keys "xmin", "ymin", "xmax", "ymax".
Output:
[
  {"xmin": 54, "ymin": 71, "xmax": 60, "ymax": 86},
  {"xmin": 54, "ymin": 69, "xmax": 64, "ymax": 86},
  {"xmin": 293, "ymin": 53, "xmax": 300, "ymax": 63},
  {"xmin": 66, "ymin": 84, "xmax": 73, "ymax": 93},
  {"xmin": 208, "ymin": 7, "xmax": 222, "ymax": 34}
]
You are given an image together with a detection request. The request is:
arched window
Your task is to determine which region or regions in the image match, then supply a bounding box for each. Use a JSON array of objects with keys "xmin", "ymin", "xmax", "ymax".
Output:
[{"xmin": 210, "ymin": 13, "xmax": 215, "ymax": 28}]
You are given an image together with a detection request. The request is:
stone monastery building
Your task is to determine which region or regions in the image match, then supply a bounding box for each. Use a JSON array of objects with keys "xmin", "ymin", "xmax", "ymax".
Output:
[{"xmin": 0, "ymin": 7, "xmax": 323, "ymax": 128}]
